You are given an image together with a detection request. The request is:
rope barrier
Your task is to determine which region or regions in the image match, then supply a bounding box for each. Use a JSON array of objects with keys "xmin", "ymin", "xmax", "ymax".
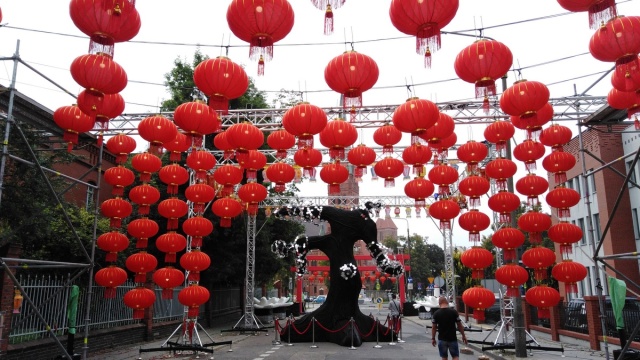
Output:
[
  {"xmin": 314, "ymin": 317, "xmax": 352, "ymax": 333},
  {"xmin": 290, "ymin": 318, "xmax": 314, "ymax": 335},
  {"xmin": 354, "ymin": 318, "xmax": 378, "ymax": 338}
]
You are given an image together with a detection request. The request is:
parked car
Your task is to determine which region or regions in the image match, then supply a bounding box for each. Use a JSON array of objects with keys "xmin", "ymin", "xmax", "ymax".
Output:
[{"xmin": 313, "ymin": 295, "xmax": 326, "ymax": 303}]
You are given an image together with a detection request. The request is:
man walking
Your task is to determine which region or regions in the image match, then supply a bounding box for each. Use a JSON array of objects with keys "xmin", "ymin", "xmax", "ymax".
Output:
[
  {"xmin": 431, "ymin": 296, "xmax": 467, "ymax": 360},
  {"xmin": 388, "ymin": 293, "xmax": 402, "ymax": 333}
]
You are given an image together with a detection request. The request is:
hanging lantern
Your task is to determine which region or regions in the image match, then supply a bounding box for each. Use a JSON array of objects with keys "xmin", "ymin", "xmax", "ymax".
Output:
[
  {"xmin": 212, "ymin": 164, "xmax": 243, "ymax": 197},
  {"xmin": 77, "ymin": 91, "xmax": 125, "ymax": 138},
  {"xmin": 392, "ymin": 97, "xmax": 440, "ymax": 142},
  {"xmin": 226, "ymin": 0, "xmax": 295, "ymax": 76},
  {"xmin": 266, "ymin": 162, "xmax": 295, "ymax": 192},
  {"xmin": 515, "ymin": 174, "xmax": 549, "ymax": 207},
  {"xmin": 484, "ymin": 158, "xmax": 518, "ymax": 191},
  {"xmin": 454, "ymin": 39, "xmax": 513, "ymax": 111},
  {"xmin": 389, "ymin": 0, "xmax": 460, "ymax": 67},
  {"xmin": 428, "ymin": 164, "xmax": 459, "ymax": 196},
  {"xmin": 282, "ymin": 102, "xmax": 327, "ymax": 148},
  {"xmin": 163, "ymin": 132, "xmax": 191, "ymax": 163},
  {"xmin": 542, "ymin": 151, "xmax": 576, "ymax": 184},
  {"xmin": 402, "ymin": 143, "xmax": 433, "ymax": 176},
  {"xmin": 185, "ymin": 184, "xmax": 216, "ymax": 214},
  {"xmin": 156, "ymin": 232, "xmax": 187, "ymax": 263},
  {"xmin": 404, "ymin": 177, "xmax": 435, "ymax": 208},
  {"xmin": 267, "ymin": 129, "xmax": 296, "ymax": 160},
  {"xmin": 462, "ymin": 286, "xmax": 495, "ymax": 321},
  {"xmin": 182, "ymin": 216, "xmax": 214, "ymax": 248},
  {"xmin": 458, "ymin": 210, "xmax": 491, "ymax": 243},
  {"xmin": 158, "ymin": 164, "xmax": 189, "ymax": 195},
  {"xmin": 373, "ymin": 123, "xmax": 403, "ymax": 155},
  {"xmin": 457, "ymin": 141, "xmax": 489, "ymax": 172},
  {"xmin": 128, "ymin": 184, "xmax": 161, "ymax": 216},
  {"xmin": 294, "ymin": 147, "xmax": 323, "ymax": 177},
  {"xmin": 428, "ymin": 199, "xmax": 460, "ymax": 229},
  {"xmin": 419, "ymin": 113, "xmax": 456, "ymax": 159},
  {"xmin": 106, "ymin": 133, "xmax": 137, "ymax": 164},
  {"xmin": 127, "ymin": 218, "xmax": 159, "ymax": 249},
  {"xmin": 310, "ymin": 0, "xmax": 345, "ymax": 35},
  {"xmin": 324, "ymin": 51, "xmax": 379, "ymax": 121},
  {"xmin": 173, "ymin": 101, "xmax": 220, "ymax": 147},
  {"xmin": 238, "ymin": 182, "xmax": 268, "ymax": 215},
  {"xmin": 53, "ymin": 105, "xmax": 95, "ymax": 152},
  {"xmin": 546, "ymin": 187, "xmax": 581, "ymax": 218},
  {"xmin": 180, "ymin": 250, "xmax": 211, "ymax": 282},
  {"xmin": 320, "ymin": 161, "xmax": 350, "ymax": 194},
  {"xmin": 526, "ymin": 285, "xmax": 560, "ymax": 319},
  {"xmin": 518, "ymin": 211, "xmax": 552, "ymax": 244},
  {"xmin": 193, "ymin": 56, "xmax": 249, "ymax": 114},
  {"xmin": 500, "ymin": 80, "xmax": 550, "ymax": 123},
  {"xmin": 95, "ymin": 266, "xmax": 128, "ymax": 299},
  {"xmin": 186, "ymin": 150, "xmax": 216, "ymax": 181},
  {"xmin": 131, "ymin": 152, "xmax": 162, "ymax": 183},
  {"xmin": 213, "ymin": 131, "xmax": 235, "ymax": 160},
  {"xmin": 522, "ymin": 247, "xmax": 557, "ymax": 280},
  {"xmin": 125, "ymin": 251, "xmax": 158, "ymax": 284},
  {"xmin": 556, "ymin": 0, "xmax": 617, "ymax": 29},
  {"xmin": 212, "ymin": 197, "xmax": 243, "ymax": 227},
  {"xmin": 124, "ymin": 287, "xmax": 156, "ymax": 320},
  {"xmin": 178, "ymin": 285, "xmax": 211, "ymax": 318},
  {"xmin": 104, "ymin": 166, "xmax": 135, "ymax": 196},
  {"xmin": 548, "ymin": 222, "xmax": 583, "ymax": 256},
  {"xmin": 458, "ymin": 176, "xmax": 490, "ymax": 208},
  {"xmin": 589, "ymin": 16, "xmax": 640, "ymax": 79},
  {"xmin": 483, "ymin": 120, "xmax": 515, "ymax": 153},
  {"xmin": 611, "ymin": 56, "xmax": 640, "ymax": 92},
  {"xmin": 153, "ymin": 267, "xmax": 185, "ymax": 300},
  {"xmin": 226, "ymin": 122, "xmax": 264, "ymax": 154},
  {"xmin": 374, "ymin": 157, "xmax": 405, "ymax": 188},
  {"xmin": 487, "ymin": 191, "xmax": 521, "ymax": 224},
  {"xmin": 97, "ymin": 231, "xmax": 130, "ymax": 263},
  {"xmin": 70, "ymin": 54, "xmax": 128, "ymax": 95},
  {"xmin": 429, "ymin": 132, "xmax": 458, "ymax": 162},
  {"xmin": 319, "ymin": 118, "xmax": 358, "ymax": 159},
  {"xmin": 461, "ymin": 247, "xmax": 493, "ymax": 278},
  {"xmin": 539, "ymin": 124, "xmax": 573, "ymax": 151},
  {"xmin": 607, "ymin": 88, "xmax": 640, "ymax": 129},
  {"xmin": 157, "ymin": 198, "xmax": 189, "ymax": 230},
  {"xmin": 495, "ymin": 264, "xmax": 529, "ymax": 297},
  {"xmin": 237, "ymin": 150, "xmax": 267, "ymax": 182},
  {"xmin": 491, "ymin": 227, "xmax": 525, "ymax": 262},
  {"xmin": 348, "ymin": 144, "xmax": 376, "ymax": 179},
  {"xmin": 101, "ymin": 197, "xmax": 133, "ymax": 229},
  {"xmin": 552, "ymin": 260, "xmax": 587, "ymax": 294},
  {"xmin": 138, "ymin": 115, "xmax": 178, "ymax": 156},
  {"xmin": 510, "ymin": 102, "xmax": 554, "ymax": 140},
  {"xmin": 513, "ymin": 140, "xmax": 546, "ymax": 173}
]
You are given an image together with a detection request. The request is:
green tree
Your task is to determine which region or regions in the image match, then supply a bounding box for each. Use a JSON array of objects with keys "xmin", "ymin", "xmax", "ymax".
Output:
[{"xmin": 161, "ymin": 48, "xmax": 208, "ymax": 111}]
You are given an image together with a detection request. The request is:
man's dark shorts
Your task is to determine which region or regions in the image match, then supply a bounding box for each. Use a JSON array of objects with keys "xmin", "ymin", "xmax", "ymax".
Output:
[{"xmin": 437, "ymin": 339, "xmax": 459, "ymax": 358}]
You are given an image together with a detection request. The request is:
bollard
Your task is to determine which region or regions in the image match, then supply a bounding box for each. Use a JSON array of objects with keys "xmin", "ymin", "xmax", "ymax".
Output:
[
  {"xmin": 389, "ymin": 316, "xmax": 396, "ymax": 346},
  {"xmin": 397, "ymin": 315, "xmax": 405, "ymax": 343},
  {"xmin": 349, "ymin": 317, "xmax": 357, "ymax": 350},
  {"xmin": 287, "ymin": 316, "xmax": 294, "ymax": 346},
  {"xmin": 373, "ymin": 317, "xmax": 382, "ymax": 349},
  {"xmin": 310, "ymin": 317, "xmax": 318, "ymax": 348}
]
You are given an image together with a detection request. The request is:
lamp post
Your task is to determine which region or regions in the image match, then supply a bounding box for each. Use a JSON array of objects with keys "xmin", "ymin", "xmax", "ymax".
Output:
[{"xmin": 394, "ymin": 218, "xmax": 412, "ymax": 301}]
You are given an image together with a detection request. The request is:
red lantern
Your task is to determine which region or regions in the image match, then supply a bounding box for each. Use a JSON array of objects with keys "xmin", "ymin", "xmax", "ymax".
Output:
[
  {"xmin": 392, "ymin": 98, "xmax": 439, "ymax": 142},
  {"xmin": 185, "ymin": 184, "xmax": 216, "ymax": 214},
  {"xmin": 404, "ymin": 178, "xmax": 435, "ymax": 208},
  {"xmin": 77, "ymin": 90, "xmax": 125, "ymax": 133},
  {"xmin": 510, "ymin": 104, "xmax": 553, "ymax": 141},
  {"xmin": 95, "ymin": 266, "xmax": 128, "ymax": 299},
  {"xmin": 158, "ymin": 164, "xmax": 189, "ymax": 195},
  {"xmin": 226, "ymin": 0, "xmax": 294, "ymax": 75},
  {"xmin": 374, "ymin": 157, "xmax": 405, "ymax": 188},
  {"xmin": 101, "ymin": 198, "xmax": 133, "ymax": 229},
  {"xmin": 156, "ymin": 232, "xmax": 187, "ymax": 263},
  {"xmin": 373, "ymin": 123, "xmax": 403, "ymax": 154},
  {"xmin": 607, "ymin": 88, "xmax": 640, "ymax": 129},
  {"xmin": 163, "ymin": 132, "xmax": 191, "ymax": 163},
  {"xmin": 267, "ymin": 129, "xmax": 296, "ymax": 159},
  {"xmin": 487, "ymin": 191, "xmax": 521, "ymax": 224},
  {"xmin": 127, "ymin": 218, "xmax": 159, "ymax": 249},
  {"xmin": 226, "ymin": 122, "xmax": 264, "ymax": 153},
  {"xmin": 389, "ymin": 0, "xmax": 460, "ymax": 67},
  {"xmin": 590, "ymin": 16, "xmax": 640, "ymax": 78},
  {"xmin": 454, "ymin": 39, "xmax": 513, "ymax": 110},
  {"xmin": 419, "ymin": 113, "xmax": 456, "ymax": 158},
  {"xmin": 294, "ymin": 148, "xmax": 323, "ymax": 177},
  {"xmin": 180, "ymin": 250, "xmax": 211, "ymax": 282},
  {"xmin": 428, "ymin": 164, "xmax": 459, "ymax": 196},
  {"xmin": 484, "ymin": 158, "xmax": 518, "ymax": 191},
  {"xmin": 461, "ymin": 247, "xmax": 493, "ymax": 279},
  {"xmin": 238, "ymin": 183, "xmax": 268, "ymax": 215},
  {"xmin": 542, "ymin": 151, "xmax": 576, "ymax": 184},
  {"xmin": 179, "ymin": 285, "xmax": 210, "ymax": 318},
  {"xmin": 237, "ymin": 150, "xmax": 267, "ymax": 182},
  {"xmin": 611, "ymin": 55, "xmax": 640, "ymax": 92},
  {"xmin": 212, "ymin": 197, "xmax": 243, "ymax": 227},
  {"xmin": 138, "ymin": 115, "xmax": 178, "ymax": 156},
  {"xmin": 153, "ymin": 267, "xmax": 185, "ymax": 300},
  {"xmin": 495, "ymin": 264, "xmax": 529, "ymax": 297},
  {"xmin": 53, "ymin": 105, "xmax": 95, "ymax": 152},
  {"xmin": 125, "ymin": 251, "xmax": 158, "ymax": 284},
  {"xmin": 324, "ymin": 51, "xmax": 379, "ymax": 120},
  {"xmin": 193, "ymin": 56, "xmax": 249, "ymax": 114},
  {"xmin": 186, "ymin": 150, "xmax": 216, "ymax": 181},
  {"xmin": 131, "ymin": 152, "xmax": 162, "ymax": 183},
  {"xmin": 462, "ymin": 286, "xmax": 495, "ymax": 321},
  {"xmin": 390, "ymin": 277, "xmax": 397, "ymax": 284},
  {"xmin": 457, "ymin": 141, "xmax": 489, "ymax": 172},
  {"xmin": 128, "ymin": 184, "xmax": 160, "ymax": 216},
  {"xmin": 319, "ymin": 118, "xmax": 358, "ymax": 159},
  {"xmin": 320, "ymin": 162, "xmax": 350, "ymax": 194},
  {"xmin": 515, "ymin": 174, "xmax": 549, "ymax": 207},
  {"xmin": 500, "ymin": 80, "xmax": 550, "ymax": 122},
  {"xmin": 182, "ymin": 216, "xmax": 214, "ymax": 248},
  {"xmin": 548, "ymin": 222, "xmax": 583, "ymax": 256},
  {"xmin": 282, "ymin": 102, "xmax": 327, "ymax": 148},
  {"xmin": 546, "ymin": 187, "xmax": 581, "ymax": 218},
  {"xmin": 402, "ymin": 143, "xmax": 433, "ymax": 176},
  {"xmin": 157, "ymin": 198, "xmax": 189, "ymax": 230},
  {"xmin": 526, "ymin": 285, "xmax": 560, "ymax": 319},
  {"xmin": 212, "ymin": 164, "xmax": 243, "ymax": 197},
  {"xmin": 348, "ymin": 144, "xmax": 376, "ymax": 179},
  {"xmin": 517, "ymin": 211, "xmax": 552, "ymax": 244},
  {"xmin": 484, "ymin": 120, "xmax": 515, "ymax": 153},
  {"xmin": 266, "ymin": 162, "xmax": 295, "ymax": 192},
  {"xmin": 428, "ymin": 199, "xmax": 460, "ymax": 230},
  {"xmin": 429, "ymin": 132, "xmax": 458, "ymax": 161},
  {"xmin": 97, "ymin": 231, "xmax": 130, "ymax": 262},
  {"xmin": 458, "ymin": 176, "xmax": 490, "ymax": 208},
  {"xmin": 552, "ymin": 260, "xmax": 587, "ymax": 294},
  {"xmin": 106, "ymin": 133, "xmax": 137, "ymax": 164},
  {"xmin": 522, "ymin": 247, "xmax": 557, "ymax": 280},
  {"xmin": 173, "ymin": 101, "xmax": 220, "ymax": 147},
  {"xmin": 458, "ymin": 210, "xmax": 491, "ymax": 243},
  {"xmin": 491, "ymin": 227, "xmax": 525, "ymax": 262},
  {"xmin": 70, "ymin": 54, "xmax": 128, "ymax": 95},
  {"xmin": 557, "ymin": 0, "xmax": 617, "ymax": 29},
  {"xmin": 213, "ymin": 132, "xmax": 235, "ymax": 160},
  {"xmin": 513, "ymin": 140, "xmax": 546, "ymax": 173},
  {"xmin": 124, "ymin": 287, "xmax": 156, "ymax": 319},
  {"xmin": 104, "ymin": 166, "xmax": 135, "ymax": 196}
]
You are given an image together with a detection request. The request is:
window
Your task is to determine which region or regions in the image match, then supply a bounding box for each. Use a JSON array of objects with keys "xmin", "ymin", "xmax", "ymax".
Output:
[
  {"xmin": 574, "ymin": 177, "xmax": 582, "ymax": 196},
  {"xmin": 578, "ymin": 218, "xmax": 586, "ymax": 245},
  {"xmin": 627, "ymin": 160, "xmax": 638, "ymax": 188},
  {"xmin": 86, "ymin": 181, "xmax": 96, "ymax": 211},
  {"xmin": 585, "ymin": 267, "xmax": 592, "ymax": 297},
  {"xmin": 566, "ymin": 179, "xmax": 573, "ymax": 190},
  {"xmin": 593, "ymin": 213, "xmax": 601, "ymax": 244},
  {"xmin": 586, "ymin": 173, "xmax": 596, "ymax": 194},
  {"xmin": 633, "ymin": 208, "xmax": 640, "ymax": 241}
]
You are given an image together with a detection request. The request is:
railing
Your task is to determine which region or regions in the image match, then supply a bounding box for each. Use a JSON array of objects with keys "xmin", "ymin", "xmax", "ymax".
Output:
[
  {"xmin": 559, "ymin": 301, "xmax": 589, "ymax": 334},
  {"xmin": 528, "ymin": 305, "xmax": 550, "ymax": 329},
  {"xmin": 603, "ymin": 307, "xmax": 640, "ymax": 341}
]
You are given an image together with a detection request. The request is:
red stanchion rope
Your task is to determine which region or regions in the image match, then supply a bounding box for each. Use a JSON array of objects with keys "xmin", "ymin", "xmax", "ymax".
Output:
[
  {"xmin": 314, "ymin": 318, "xmax": 353, "ymax": 333},
  {"xmin": 290, "ymin": 318, "xmax": 314, "ymax": 335},
  {"xmin": 354, "ymin": 318, "xmax": 378, "ymax": 338}
]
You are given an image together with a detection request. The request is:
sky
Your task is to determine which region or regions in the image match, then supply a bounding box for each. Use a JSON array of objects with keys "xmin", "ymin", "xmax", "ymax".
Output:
[{"xmin": 0, "ymin": 0, "xmax": 636, "ymax": 245}]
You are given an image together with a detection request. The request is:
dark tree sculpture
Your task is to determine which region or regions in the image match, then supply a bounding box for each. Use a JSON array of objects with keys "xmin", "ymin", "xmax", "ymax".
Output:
[{"xmin": 271, "ymin": 203, "xmax": 404, "ymax": 347}]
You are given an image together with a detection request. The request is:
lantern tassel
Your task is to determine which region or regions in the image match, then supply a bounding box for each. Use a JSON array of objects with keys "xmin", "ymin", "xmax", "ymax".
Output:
[
  {"xmin": 258, "ymin": 55, "xmax": 265, "ymax": 77},
  {"xmin": 439, "ymin": 219, "xmax": 451, "ymax": 230},
  {"xmin": 220, "ymin": 218, "xmax": 231, "ymax": 228},
  {"xmin": 170, "ymin": 152, "xmax": 182, "ymax": 162},
  {"xmin": 132, "ymin": 309, "xmax": 144, "ymax": 320},
  {"xmin": 188, "ymin": 271, "xmax": 200, "ymax": 282},
  {"xmin": 110, "ymin": 218, "xmax": 122, "ymax": 229},
  {"xmin": 162, "ymin": 288, "xmax": 174, "ymax": 300},
  {"xmin": 136, "ymin": 238, "xmax": 148, "ymax": 249},
  {"xmin": 384, "ymin": 179, "xmax": 395, "ymax": 188},
  {"xmin": 324, "ymin": 5, "xmax": 334, "ymax": 36},
  {"xmin": 106, "ymin": 252, "xmax": 118, "ymax": 263},
  {"xmin": 424, "ymin": 47, "xmax": 432, "ymax": 68},
  {"xmin": 165, "ymin": 252, "xmax": 177, "ymax": 264},
  {"xmin": 534, "ymin": 268, "xmax": 548, "ymax": 281},
  {"xmin": 554, "ymin": 172, "xmax": 567, "ymax": 184},
  {"xmin": 635, "ymin": 115, "xmax": 640, "ymax": 130},
  {"xmin": 138, "ymin": 205, "xmax": 150, "ymax": 216},
  {"xmin": 537, "ymin": 308, "xmax": 550, "ymax": 319},
  {"xmin": 328, "ymin": 184, "xmax": 341, "ymax": 194},
  {"xmin": 112, "ymin": 186, "xmax": 124, "ymax": 197},
  {"xmin": 506, "ymin": 287, "xmax": 520, "ymax": 297},
  {"xmin": 557, "ymin": 208, "xmax": 571, "ymax": 219},
  {"xmin": 502, "ymin": 249, "xmax": 516, "ymax": 262},
  {"xmin": 565, "ymin": 282, "xmax": 579, "ymax": 294},
  {"xmin": 103, "ymin": 287, "xmax": 117, "ymax": 299},
  {"xmin": 167, "ymin": 218, "xmax": 178, "ymax": 230},
  {"xmin": 482, "ymin": 96, "xmax": 490, "ymax": 114},
  {"xmin": 469, "ymin": 232, "xmax": 480, "ymax": 243},
  {"xmin": 561, "ymin": 244, "xmax": 573, "ymax": 256},
  {"xmin": 499, "ymin": 213, "xmax": 511, "ymax": 224},
  {"xmin": 191, "ymin": 237, "xmax": 203, "ymax": 248},
  {"xmin": 208, "ymin": 95, "xmax": 230, "ymax": 115},
  {"xmin": 588, "ymin": 0, "xmax": 617, "ymax": 29},
  {"xmin": 529, "ymin": 231, "xmax": 542, "ymax": 244},
  {"xmin": 188, "ymin": 306, "xmax": 200, "ymax": 318},
  {"xmin": 472, "ymin": 309, "xmax": 485, "ymax": 322},
  {"xmin": 134, "ymin": 273, "xmax": 146, "ymax": 284},
  {"xmin": 472, "ymin": 269, "xmax": 485, "ymax": 279},
  {"xmin": 275, "ymin": 184, "xmax": 285, "ymax": 192}
]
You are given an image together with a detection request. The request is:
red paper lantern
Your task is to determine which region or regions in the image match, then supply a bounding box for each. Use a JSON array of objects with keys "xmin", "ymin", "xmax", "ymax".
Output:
[
  {"xmin": 266, "ymin": 162, "xmax": 295, "ymax": 192},
  {"xmin": 548, "ymin": 222, "xmax": 583, "ymax": 256},
  {"xmin": 324, "ymin": 51, "xmax": 379, "ymax": 120},
  {"xmin": 128, "ymin": 184, "xmax": 160, "ymax": 216},
  {"xmin": 97, "ymin": 231, "xmax": 130, "ymax": 263},
  {"xmin": 157, "ymin": 198, "xmax": 189, "ymax": 230},
  {"xmin": 522, "ymin": 247, "xmax": 557, "ymax": 280},
  {"xmin": 495, "ymin": 264, "xmax": 529, "ymax": 297},
  {"xmin": 319, "ymin": 118, "xmax": 358, "ymax": 159},
  {"xmin": 77, "ymin": 90, "xmax": 125, "ymax": 132},
  {"xmin": 517, "ymin": 211, "xmax": 552, "ymax": 244},
  {"xmin": 484, "ymin": 158, "xmax": 518, "ymax": 191},
  {"xmin": 213, "ymin": 132, "xmax": 235, "ymax": 160},
  {"xmin": 127, "ymin": 218, "xmax": 159, "ymax": 249},
  {"xmin": 374, "ymin": 157, "xmax": 405, "ymax": 188},
  {"xmin": 173, "ymin": 101, "xmax": 220, "ymax": 146},
  {"xmin": 101, "ymin": 198, "xmax": 133, "ymax": 229},
  {"xmin": 402, "ymin": 143, "xmax": 433, "ymax": 176},
  {"xmin": 104, "ymin": 166, "xmax": 135, "ymax": 196},
  {"xmin": 179, "ymin": 285, "xmax": 210, "ymax": 318},
  {"xmin": 552, "ymin": 260, "xmax": 587, "ymax": 294},
  {"xmin": 53, "ymin": 105, "xmax": 95, "ymax": 152},
  {"xmin": 212, "ymin": 197, "xmax": 243, "ymax": 227},
  {"xmin": 500, "ymin": 80, "xmax": 550, "ymax": 121},
  {"xmin": 428, "ymin": 199, "xmax": 460, "ymax": 230},
  {"xmin": 156, "ymin": 232, "xmax": 187, "ymax": 263},
  {"xmin": 138, "ymin": 115, "xmax": 178, "ymax": 156},
  {"xmin": 180, "ymin": 250, "xmax": 211, "ymax": 282},
  {"xmin": 487, "ymin": 191, "xmax": 521, "ymax": 224},
  {"xmin": 429, "ymin": 132, "xmax": 458, "ymax": 160},
  {"xmin": 419, "ymin": 113, "xmax": 456, "ymax": 158},
  {"xmin": 491, "ymin": 227, "xmax": 525, "ymax": 262},
  {"xmin": 458, "ymin": 210, "xmax": 491, "ymax": 243},
  {"xmin": 320, "ymin": 162, "xmax": 350, "ymax": 194},
  {"xmin": 348, "ymin": 144, "xmax": 376, "ymax": 179},
  {"xmin": 515, "ymin": 174, "xmax": 549, "ymax": 207},
  {"xmin": 193, "ymin": 56, "xmax": 249, "ymax": 114},
  {"xmin": 457, "ymin": 141, "xmax": 489, "ymax": 172},
  {"xmin": 428, "ymin": 164, "xmax": 459, "ymax": 196},
  {"xmin": 106, "ymin": 133, "xmax": 137, "ymax": 164},
  {"xmin": 226, "ymin": 0, "xmax": 294, "ymax": 75},
  {"xmin": 158, "ymin": 164, "xmax": 189, "ymax": 195},
  {"xmin": 182, "ymin": 216, "xmax": 214, "ymax": 248},
  {"xmin": 238, "ymin": 183, "xmax": 268, "ymax": 215},
  {"xmin": 226, "ymin": 122, "xmax": 264, "ymax": 153},
  {"xmin": 525, "ymin": 285, "xmax": 560, "ymax": 319},
  {"xmin": 131, "ymin": 152, "xmax": 162, "ymax": 183},
  {"xmin": 607, "ymin": 88, "xmax": 640, "ymax": 129},
  {"xmin": 153, "ymin": 267, "xmax": 185, "ymax": 300},
  {"xmin": 484, "ymin": 120, "xmax": 515, "ymax": 152},
  {"xmin": 556, "ymin": 0, "xmax": 617, "ymax": 28},
  {"xmin": 310, "ymin": 0, "xmax": 345, "ymax": 35},
  {"xmin": 404, "ymin": 177, "xmax": 435, "ymax": 208},
  {"xmin": 95, "ymin": 266, "xmax": 128, "ymax": 299},
  {"xmin": 237, "ymin": 150, "xmax": 267, "ymax": 182},
  {"xmin": 589, "ymin": 16, "xmax": 640, "ymax": 78},
  {"xmin": 213, "ymin": 164, "xmax": 244, "ymax": 197},
  {"xmin": 70, "ymin": 54, "xmax": 128, "ymax": 95},
  {"xmin": 125, "ymin": 251, "xmax": 158, "ymax": 284},
  {"xmin": 539, "ymin": 124, "xmax": 573, "ymax": 151},
  {"xmin": 294, "ymin": 148, "xmax": 323, "ymax": 177},
  {"xmin": 542, "ymin": 151, "xmax": 576, "ymax": 184},
  {"xmin": 186, "ymin": 150, "xmax": 216, "ymax": 181},
  {"xmin": 124, "ymin": 287, "xmax": 156, "ymax": 319},
  {"xmin": 267, "ymin": 129, "xmax": 296, "ymax": 160},
  {"xmin": 282, "ymin": 102, "xmax": 327, "ymax": 148},
  {"xmin": 513, "ymin": 140, "xmax": 546, "ymax": 173},
  {"xmin": 462, "ymin": 286, "xmax": 495, "ymax": 321},
  {"xmin": 546, "ymin": 187, "xmax": 580, "ymax": 218},
  {"xmin": 611, "ymin": 55, "xmax": 640, "ymax": 92},
  {"xmin": 392, "ymin": 97, "xmax": 439, "ymax": 141},
  {"xmin": 389, "ymin": 0, "xmax": 460, "ymax": 67},
  {"xmin": 461, "ymin": 247, "xmax": 493, "ymax": 279},
  {"xmin": 185, "ymin": 184, "xmax": 216, "ymax": 214},
  {"xmin": 510, "ymin": 103, "xmax": 554, "ymax": 140},
  {"xmin": 373, "ymin": 123, "xmax": 403, "ymax": 154},
  {"xmin": 458, "ymin": 176, "xmax": 490, "ymax": 208}
]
